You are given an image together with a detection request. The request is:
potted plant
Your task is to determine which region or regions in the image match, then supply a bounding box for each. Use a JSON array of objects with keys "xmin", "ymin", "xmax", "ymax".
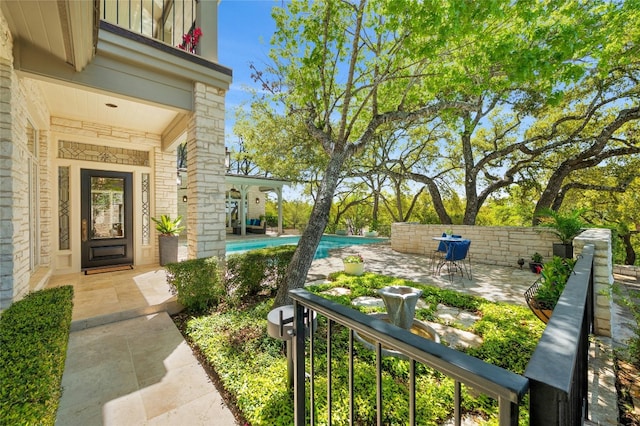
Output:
[
  {"xmin": 343, "ymin": 254, "xmax": 364, "ymax": 276},
  {"xmin": 536, "ymin": 208, "xmax": 586, "ymax": 259},
  {"xmin": 364, "ymin": 219, "xmax": 379, "ymax": 237},
  {"xmin": 529, "ymin": 252, "xmax": 543, "ymax": 274},
  {"xmin": 152, "ymin": 215, "xmax": 185, "ymax": 266},
  {"xmin": 524, "ymin": 256, "xmax": 576, "ymax": 323}
]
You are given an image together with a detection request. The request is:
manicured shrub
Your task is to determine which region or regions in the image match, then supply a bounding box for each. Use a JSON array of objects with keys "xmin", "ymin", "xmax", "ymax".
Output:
[
  {"xmin": 0, "ymin": 286, "xmax": 74, "ymax": 425},
  {"xmin": 165, "ymin": 257, "xmax": 225, "ymax": 312},
  {"xmin": 226, "ymin": 245, "xmax": 296, "ymax": 302},
  {"xmin": 184, "ymin": 274, "xmax": 545, "ymax": 425}
]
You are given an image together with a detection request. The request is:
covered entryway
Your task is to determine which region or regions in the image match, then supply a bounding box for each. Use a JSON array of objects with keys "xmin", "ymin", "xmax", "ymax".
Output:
[{"xmin": 81, "ymin": 169, "xmax": 133, "ymax": 271}]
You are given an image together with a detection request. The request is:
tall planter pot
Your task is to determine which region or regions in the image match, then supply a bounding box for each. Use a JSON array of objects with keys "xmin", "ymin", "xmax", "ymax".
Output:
[
  {"xmin": 552, "ymin": 243, "xmax": 573, "ymax": 259},
  {"xmin": 343, "ymin": 262, "xmax": 364, "ymax": 276},
  {"xmin": 158, "ymin": 235, "xmax": 179, "ymax": 266}
]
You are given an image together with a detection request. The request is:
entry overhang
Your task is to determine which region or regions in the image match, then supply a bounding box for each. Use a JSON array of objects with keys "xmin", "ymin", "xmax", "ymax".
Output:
[{"xmin": 11, "ymin": 21, "xmax": 232, "ymax": 112}]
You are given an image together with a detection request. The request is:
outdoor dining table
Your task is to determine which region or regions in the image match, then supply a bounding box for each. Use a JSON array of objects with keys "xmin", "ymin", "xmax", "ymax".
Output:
[{"xmin": 431, "ymin": 236, "xmax": 471, "ymax": 279}]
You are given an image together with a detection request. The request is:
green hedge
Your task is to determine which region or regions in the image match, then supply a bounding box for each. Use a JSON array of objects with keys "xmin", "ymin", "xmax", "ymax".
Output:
[
  {"xmin": 165, "ymin": 257, "xmax": 226, "ymax": 313},
  {"xmin": 226, "ymin": 245, "xmax": 296, "ymax": 303},
  {"xmin": 0, "ymin": 286, "xmax": 74, "ymax": 425},
  {"xmin": 185, "ymin": 274, "xmax": 545, "ymax": 425}
]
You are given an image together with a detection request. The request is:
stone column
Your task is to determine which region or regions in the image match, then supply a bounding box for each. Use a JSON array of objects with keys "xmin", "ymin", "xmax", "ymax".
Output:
[
  {"xmin": 185, "ymin": 82, "xmax": 226, "ymax": 259},
  {"xmin": 574, "ymin": 228, "xmax": 613, "ymax": 337},
  {"xmin": 0, "ymin": 57, "xmax": 15, "ymax": 310}
]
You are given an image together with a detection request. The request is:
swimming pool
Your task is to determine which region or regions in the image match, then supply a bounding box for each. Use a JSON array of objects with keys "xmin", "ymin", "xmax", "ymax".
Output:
[{"xmin": 226, "ymin": 235, "xmax": 386, "ymax": 259}]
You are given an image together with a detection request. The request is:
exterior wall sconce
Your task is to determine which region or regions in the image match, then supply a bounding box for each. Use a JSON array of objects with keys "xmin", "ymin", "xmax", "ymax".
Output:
[
  {"xmin": 182, "ymin": 195, "xmax": 188, "ymax": 202},
  {"xmin": 225, "ymin": 147, "xmax": 231, "ymax": 171},
  {"xmin": 255, "ymin": 197, "xmax": 260, "ymax": 204}
]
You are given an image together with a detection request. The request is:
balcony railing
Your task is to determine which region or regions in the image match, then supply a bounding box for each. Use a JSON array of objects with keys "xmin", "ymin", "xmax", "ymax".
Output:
[
  {"xmin": 101, "ymin": 0, "xmax": 196, "ymax": 51},
  {"xmin": 289, "ymin": 243, "xmax": 596, "ymax": 425}
]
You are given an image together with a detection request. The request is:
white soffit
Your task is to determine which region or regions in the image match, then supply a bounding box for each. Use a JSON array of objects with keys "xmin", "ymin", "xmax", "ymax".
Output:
[{"xmin": 38, "ymin": 79, "xmax": 180, "ymax": 135}]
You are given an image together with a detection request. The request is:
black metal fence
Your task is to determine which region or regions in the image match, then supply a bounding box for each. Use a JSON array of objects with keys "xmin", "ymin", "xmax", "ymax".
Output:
[
  {"xmin": 289, "ymin": 243, "xmax": 596, "ymax": 425},
  {"xmin": 101, "ymin": 0, "xmax": 196, "ymax": 49},
  {"xmin": 525, "ymin": 244, "xmax": 595, "ymax": 425},
  {"xmin": 289, "ymin": 289, "xmax": 529, "ymax": 426}
]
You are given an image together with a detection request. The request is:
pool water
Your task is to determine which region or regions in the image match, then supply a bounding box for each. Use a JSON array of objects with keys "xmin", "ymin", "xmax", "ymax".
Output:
[{"xmin": 226, "ymin": 235, "xmax": 385, "ymax": 259}]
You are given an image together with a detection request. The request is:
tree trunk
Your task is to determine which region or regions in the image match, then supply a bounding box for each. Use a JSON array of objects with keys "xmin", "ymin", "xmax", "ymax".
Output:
[
  {"xmin": 461, "ymin": 124, "xmax": 479, "ymax": 225},
  {"xmin": 273, "ymin": 151, "xmax": 347, "ymax": 307},
  {"xmin": 621, "ymin": 233, "xmax": 637, "ymax": 265},
  {"xmin": 425, "ymin": 180, "xmax": 452, "ymax": 224},
  {"xmin": 532, "ymin": 165, "xmax": 572, "ymax": 225}
]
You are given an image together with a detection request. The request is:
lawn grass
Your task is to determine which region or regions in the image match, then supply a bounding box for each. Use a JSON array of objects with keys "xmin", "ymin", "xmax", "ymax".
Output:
[{"xmin": 183, "ymin": 273, "xmax": 544, "ymax": 425}]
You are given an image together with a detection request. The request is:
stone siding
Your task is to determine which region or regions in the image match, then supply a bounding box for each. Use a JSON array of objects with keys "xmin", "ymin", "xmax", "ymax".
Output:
[
  {"xmin": 185, "ymin": 82, "xmax": 226, "ymax": 259},
  {"xmin": 154, "ymin": 148, "xmax": 178, "ymax": 263},
  {"xmin": 0, "ymin": 9, "xmax": 14, "ymax": 309},
  {"xmin": 51, "ymin": 117, "xmax": 161, "ymax": 147},
  {"xmin": 0, "ymin": 57, "xmax": 16, "ymax": 310}
]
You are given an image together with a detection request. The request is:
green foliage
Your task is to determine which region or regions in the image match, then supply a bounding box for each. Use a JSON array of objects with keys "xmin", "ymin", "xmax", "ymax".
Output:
[
  {"xmin": 165, "ymin": 257, "xmax": 225, "ymax": 312},
  {"xmin": 0, "ymin": 286, "xmax": 74, "ymax": 425},
  {"xmin": 613, "ymin": 283, "xmax": 640, "ymax": 367},
  {"xmin": 185, "ymin": 273, "xmax": 544, "ymax": 425},
  {"xmin": 226, "ymin": 246, "xmax": 297, "ymax": 303},
  {"xmin": 263, "ymin": 214, "xmax": 279, "ymax": 228},
  {"xmin": 151, "ymin": 214, "xmax": 185, "ymax": 236},
  {"xmin": 536, "ymin": 208, "xmax": 586, "ymax": 244},
  {"xmin": 534, "ymin": 256, "xmax": 577, "ymax": 310}
]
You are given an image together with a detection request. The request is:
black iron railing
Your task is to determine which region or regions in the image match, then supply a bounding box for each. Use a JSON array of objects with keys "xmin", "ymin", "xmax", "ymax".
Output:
[
  {"xmin": 525, "ymin": 244, "xmax": 595, "ymax": 425},
  {"xmin": 101, "ymin": 0, "xmax": 196, "ymax": 50},
  {"xmin": 289, "ymin": 243, "xmax": 596, "ymax": 425},
  {"xmin": 289, "ymin": 289, "xmax": 529, "ymax": 426}
]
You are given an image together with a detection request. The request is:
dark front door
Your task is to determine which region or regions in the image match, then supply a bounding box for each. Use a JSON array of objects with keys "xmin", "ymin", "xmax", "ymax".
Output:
[{"xmin": 81, "ymin": 169, "xmax": 133, "ymax": 270}]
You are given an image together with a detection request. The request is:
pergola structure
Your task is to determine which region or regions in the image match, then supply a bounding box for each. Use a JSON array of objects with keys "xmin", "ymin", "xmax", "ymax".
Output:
[{"xmin": 225, "ymin": 174, "xmax": 289, "ymax": 236}]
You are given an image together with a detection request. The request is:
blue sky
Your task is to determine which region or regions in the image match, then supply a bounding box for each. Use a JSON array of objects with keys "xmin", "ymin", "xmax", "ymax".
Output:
[
  {"xmin": 218, "ymin": 1, "xmax": 280, "ymax": 143},
  {"xmin": 217, "ymin": 1, "xmax": 307, "ymax": 200}
]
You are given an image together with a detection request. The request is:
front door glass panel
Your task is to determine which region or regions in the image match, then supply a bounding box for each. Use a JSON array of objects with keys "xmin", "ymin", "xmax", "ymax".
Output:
[{"xmin": 90, "ymin": 177, "xmax": 125, "ymax": 239}]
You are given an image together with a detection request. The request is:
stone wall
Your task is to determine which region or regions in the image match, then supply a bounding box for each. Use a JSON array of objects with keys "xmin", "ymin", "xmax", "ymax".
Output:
[
  {"xmin": 0, "ymin": 10, "xmax": 52, "ymax": 309},
  {"xmin": 391, "ymin": 223, "xmax": 559, "ymax": 267},
  {"xmin": 574, "ymin": 229, "xmax": 613, "ymax": 336},
  {"xmin": 613, "ymin": 264, "xmax": 640, "ymax": 280}
]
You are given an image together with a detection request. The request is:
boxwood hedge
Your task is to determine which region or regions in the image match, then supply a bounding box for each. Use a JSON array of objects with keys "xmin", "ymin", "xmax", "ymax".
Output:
[{"xmin": 0, "ymin": 286, "xmax": 74, "ymax": 425}]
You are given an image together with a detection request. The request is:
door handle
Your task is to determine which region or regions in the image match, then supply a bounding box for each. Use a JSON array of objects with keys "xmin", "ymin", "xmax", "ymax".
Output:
[{"xmin": 82, "ymin": 219, "xmax": 87, "ymax": 242}]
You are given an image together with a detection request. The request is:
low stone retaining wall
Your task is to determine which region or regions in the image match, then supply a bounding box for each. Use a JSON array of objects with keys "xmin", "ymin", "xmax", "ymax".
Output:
[
  {"xmin": 390, "ymin": 223, "xmax": 559, "ymax": 268},
  {"xmin": 613, "ymin": 264, "xmax": 640, "ymax": 280}
]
